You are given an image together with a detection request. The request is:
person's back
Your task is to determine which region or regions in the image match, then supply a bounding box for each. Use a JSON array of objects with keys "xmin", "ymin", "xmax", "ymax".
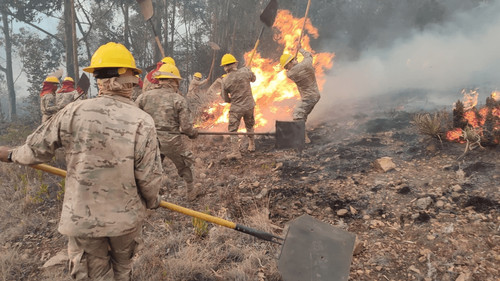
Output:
[
  {"xmin": 222, "ymin": 67, "xmax": 256, "ymax": 112},
  {"xmin": 51, "ymin": 96, "xmax": 160, "ymax": 236},
  {"xmin": 286, "ymin": 49, "xmax": 320, "ymax": 102},
  {"xmin": 137, "ymin": 87, "xmax": 187, "ymax": 132}
]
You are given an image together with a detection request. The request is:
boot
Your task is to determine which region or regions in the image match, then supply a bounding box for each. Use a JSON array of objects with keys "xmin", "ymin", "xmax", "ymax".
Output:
[
  {"xmin": 305, "ymin": 132, "xmax": 311, "ymax": 144},
  {"xmin": 226, "ymin": 136, "xmax": 242, "ymax": 159},
  {"xmin": 247, "ymin": 137, "xmax": 255, "ymax": 152},
  {"xmin": 186, "ymin": 182, "xmax": 198, "ymax": 201}
]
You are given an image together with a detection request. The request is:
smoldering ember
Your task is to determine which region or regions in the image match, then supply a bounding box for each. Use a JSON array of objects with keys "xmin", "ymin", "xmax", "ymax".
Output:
[{"xmin": 0, "ymin": 1, "xmax": 499, "ymax": 281}]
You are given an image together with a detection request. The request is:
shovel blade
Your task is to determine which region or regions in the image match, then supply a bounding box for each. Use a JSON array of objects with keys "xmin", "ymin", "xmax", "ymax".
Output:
[
  {"xmin": 275, "ymin": 120, "xmax": 305, "ymax": 151},
  {"xmin": 76, "ymin": 73, "xmax": 90, "ymax": 93},
  {"xmin": 260, "ymin": 0, "xmax": 278, "ymax": 27},
  {"xmin": 136, "ymin": 0, "xmax": 154, "ymax": 21},
  {"xmin": 278, "ymin": 215, "xmax": 356, "ymax": 281}
]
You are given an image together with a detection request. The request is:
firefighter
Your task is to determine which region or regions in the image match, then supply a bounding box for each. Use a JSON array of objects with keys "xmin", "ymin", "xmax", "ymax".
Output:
[
  {"xmin": 142, "ymin": 56, "xmax": 176, "ymax": 93},
  {"xmin": 136, "ymin": 63, "xmax": 201, "ymax": 201},
  {"xmin": 187, "ymin": 72, "xmax": 210, "ymax": 120},
  {"xmin": 220, "ymin": 53, "xmax": 256, "ymax": 159},
  {"xmin": 40, "ymin": 76, "xmax": 60, "ymax": 122},
  {"xmin": 56, "ymin": 77, "xmax": 80, "ymax": 110},
  {"xmin": 0, "ymin": 42, "xmax": 164, "ymax": 281},
  {"xmin": 280, "ymin": 48, "xmax": 321, "ymax": 143},
  {"xmin": 131, "ymin": 75, "xmax": 144, "ymax": 101}
]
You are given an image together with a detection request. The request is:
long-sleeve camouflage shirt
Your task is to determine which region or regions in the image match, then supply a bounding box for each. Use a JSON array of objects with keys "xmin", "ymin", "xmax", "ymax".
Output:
[
  {"xmin": 12, "ymin": 95, "xmax": 164, "ymax": 238},
  {"xmin": 56, "ymin": 90, "xmax": 79, "ymax": 111},
  {"xmin": 136, "ymin": 86, "xmax": 197, "ymax": 137},
  {"xmin": 221, "ymin": 67, "xmax": 256, "ymax": 112},
  {"xmin": 187, "ymin": 78, "xmax": 209, "ymax": 98},
  {"xmin": 287, "ymin": 49, "xmax": 321, "ymax": 102},
  {"xmin": 40, "ymin": 93, "xmax": 58, "ymax": 118}
]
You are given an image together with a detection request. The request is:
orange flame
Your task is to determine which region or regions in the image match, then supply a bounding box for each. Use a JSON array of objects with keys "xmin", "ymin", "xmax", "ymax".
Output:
[{"xmin": 199, "ymin": 10, "xmax": 335, "ymax": 131}]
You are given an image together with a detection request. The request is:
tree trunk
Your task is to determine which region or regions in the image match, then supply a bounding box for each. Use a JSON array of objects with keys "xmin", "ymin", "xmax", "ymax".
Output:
[
  {"xmin": 170, "ymin": 0, "xmax": 176, "ymax": 55},
  {"xmin": 163, "ymin": 0, "xmax": 169, "ymax": 55},
  {"xmin": 64, "ymin": 0, "xmax": 75, "ymax": 79},
  {"xmin": 123, "ymin": 1, "xmax": 130, "ymax": 49},
  {"xmin": 1, "ymin": 8, "xmax": 16, "ymax": 120},
  {"xmin": 70, "ymin": 0, "xmax": 78, "ymax": 83}
]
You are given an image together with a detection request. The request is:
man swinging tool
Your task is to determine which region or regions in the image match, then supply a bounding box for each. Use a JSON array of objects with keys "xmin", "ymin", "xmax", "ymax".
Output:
[
  {"xmin": 0, "ymin": 42, "xmax": 164, "ymax": 281},
  {"xmin": 220, "ymin": 54, "xmax": 257, "ymax": 159},
  {"xmin": 280, "ymin": 49, "xmax": 320, "ymax": 144}
]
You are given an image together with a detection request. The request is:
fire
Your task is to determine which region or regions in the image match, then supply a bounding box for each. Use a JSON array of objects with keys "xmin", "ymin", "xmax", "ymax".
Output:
[
  {"xmin": 198, "ymin": 9, "xmax": 335, "ymax": 131},
  {"xmin": 446, "ymin": 89, "xmax": 500, "ymax": 144}
]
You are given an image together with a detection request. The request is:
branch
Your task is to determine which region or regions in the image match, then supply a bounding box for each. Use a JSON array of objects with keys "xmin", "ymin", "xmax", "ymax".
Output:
[
  {"xmin": 0, "ymin": 64, "xmax": 6, "ymax": 72},
  {"xmin": 5, "ymin": 9, "xmax": 64, "ymax": 44}
]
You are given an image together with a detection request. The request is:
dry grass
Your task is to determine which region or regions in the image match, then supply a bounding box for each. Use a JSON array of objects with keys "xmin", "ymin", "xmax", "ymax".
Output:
[
  {"xmin": 134, "ymin": 207, "xmax": 282, "ymax": 281},
  {"xmin": 411, "ymin": 111, "xmax": 451, "ymax": 142}
]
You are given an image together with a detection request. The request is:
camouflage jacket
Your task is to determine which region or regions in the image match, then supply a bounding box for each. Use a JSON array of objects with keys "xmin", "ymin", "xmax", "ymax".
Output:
[
  {"xmin": 187, "ymin": 78, "xmax": 209, "ymax": 98},
  {"xmin": 287, "ymin": 49, "xmax": 321, "ymax": 102},
  {"xmin": 221, "ymin": 67, "xmax": 256, "ymax": 112},
  {"xmin": 12, "ymin": 95, "xmax": 163, "ymax": 237},
  {"xmin": 40, "ymin": 93, "xmax": 58, "ymax": 117},
  {"xmin": 136, "ymin": 86, "xmax": 197, "ymax": 137},
  {"xmin": 56, "ymin": 90, "xmax": 79, "ymax": 110}
]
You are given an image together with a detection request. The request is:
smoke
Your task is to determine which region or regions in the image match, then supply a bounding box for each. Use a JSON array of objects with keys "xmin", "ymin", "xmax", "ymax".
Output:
[{"xmin": 313, "ymin": 0, "xmax": 500, "ymax": 120}]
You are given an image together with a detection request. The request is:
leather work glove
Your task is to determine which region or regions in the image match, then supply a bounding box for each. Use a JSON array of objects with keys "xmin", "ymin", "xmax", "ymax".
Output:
[
  {"xmin": 0, "ymin": 146, "xmax": 13, "ymax": 162},
  {"xmin": 188, "ymin": 129, "xmax": 199, "ymax": 139}
]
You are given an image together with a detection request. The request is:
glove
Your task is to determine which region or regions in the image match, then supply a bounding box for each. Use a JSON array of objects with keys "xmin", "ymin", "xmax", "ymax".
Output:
[
  {"xmin": 147, "ymin": 194, "xmax": 161, "ymax": 210},
  {"xmin": 188, "ymin": 129, "xmax": 199, "ymax": 139},
  {"xmin": 0, "ymin": 146, "xmax": 13, "ymax": 163}
]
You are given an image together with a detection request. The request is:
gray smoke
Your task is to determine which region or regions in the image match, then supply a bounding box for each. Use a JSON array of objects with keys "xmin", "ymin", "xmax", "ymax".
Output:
[{"xmin": 313, "ymin": 0, "xmax": 500, "ymax": 120}]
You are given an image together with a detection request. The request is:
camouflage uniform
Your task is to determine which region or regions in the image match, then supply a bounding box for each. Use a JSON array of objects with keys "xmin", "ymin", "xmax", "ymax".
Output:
[
  {"xmin": 222, "ymin": 67, "xmax": 256, "ymax": 154},
  {"xmin": 136, "ymin": 83, "xmax": 197, "ymax": 188},
  {"xmin": 11, "ymin": 86, "xmax": 163, "ymax": 280},
  {"xmin": 56, "ymin": 90, "xmax": 79, "ymax": 110},
  {"xmin": 286, "ymin": 49, "xmax": 321, "ymax": 121},
  {"xmin": 187, "ymin": 77, "xmax": 209, "ymax": 119},
  {"xmin": 40, "ymin": 93, "xmax": 58, "ymax": 122}
]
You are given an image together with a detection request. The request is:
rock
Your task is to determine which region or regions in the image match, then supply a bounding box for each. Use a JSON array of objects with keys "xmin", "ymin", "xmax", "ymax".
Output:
[
  {"xmin": 352, "ymin": 237, "xmax": 364, "ymax": 255},
  {"xmin": 409, "ymin": 265, "xmax": 421, "ymax": 274},
  {"xmin": 373, "ymin": 157, "xmax": 396, "ymax": 172},
  {"xmin": 255, "ymin": 188, "xmax": 269, "ymax": 199},
  {"xmin": 435, "ymin": 200, "xmax": 445, "ymax": 208},
  {"xmin": 309, "ymin": 185, "xmax": 320, "ymax": 193},
  {"xmin": 42, "ymin": 250, "xmax": 68, "ymax": 268},
  {"xmin": 337, "ymin": 209, "xmax": 349, "ymax": 216},
  {"xmin": 272, "ymin": 162, "xmax": 283, "ymax": 171},
  {"xmin": 415, "ymin": 197, "xmax": 433, "ymax": 209},
  {"xmin": 199, "ymin": 173, "xmax": 207, "ymax": 179},
  {"xmin": 349, "ymin": 205, "xmax": 358, "ymax": 215},
  {"xmin": 451, "ymin": 184, "xmax": 462, "ymax": 192},
  {"xmin": 252, "ymin": 181, "xmax": 260, "ymax": 188}
]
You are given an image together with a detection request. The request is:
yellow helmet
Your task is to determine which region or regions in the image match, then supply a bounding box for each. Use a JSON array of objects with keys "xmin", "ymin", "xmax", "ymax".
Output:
[
  {"xmin": 221, "ymin": 74, "xmax": 227, "ymax": 78},
  {"xmin": 63, "ymin": 77, "xmax": 74, "ymax": 82},
  {"xmin": 193, "ymin": 72, "xmax": 202, "ymax": 79},
  {"xmin": 155, "ymin": 63, "xmax": 182, "ymax": 79},
  {"xmin": 44, "ymin": 76, "xmax": 59, "ymax": 83},
  {"xmin": 280, "ymin": 53, "xmax": 294, "ymax": 68},
  {"xmin": 161, "ymin": 56, "xmax": 176, "ymax": 66},
  {"xmin": 83, "ymin": 42, "xmax": 141, "ymax": 74},
  {"xmin": 220, "ymin": 53, "xmax": 238, "ymax": 66}
]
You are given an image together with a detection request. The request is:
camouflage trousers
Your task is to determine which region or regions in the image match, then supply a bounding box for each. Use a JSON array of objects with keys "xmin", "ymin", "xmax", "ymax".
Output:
[
  {"xmin": 293, "ymin": 98, "xmax": 320, "ymax": 122},
  {"xmin": 67, "ymin": 227, "xmax": 141, "ymax": 281},
  {"xmin": 228, "ymin": 108, "xmax": 255, "ymax": 133},
  {"xmin": 41, "ymin": 114, "xmax": 51, "ymax": 123},
  {"xmin": 158, "ymin": 134, "xmax": 194, "ymax": 183}
]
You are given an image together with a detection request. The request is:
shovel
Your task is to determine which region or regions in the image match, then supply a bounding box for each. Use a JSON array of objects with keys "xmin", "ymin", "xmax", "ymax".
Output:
[
  {"xmin": 294, "ymin": 0, "xmax": 312, "ymax": 57},
  {"xmin": 163, "ymin": 120, "xmax": 306, "ymax": 152},
  {"xmin": 30, "ymin": 164, "xmax": 356, "ymax": 280},
  {"xmin": 74, "ymin": 73, "xmax": 90, "ymax": 101},
  {"xmin": 207, "ymin": 41, "xmax": 220, "ymax": 81},
  {"xmin": 247, "ymin": 0, "xmax": 278, "ymax": 66},
  {"xmin": 136, "ymin": 0, "xmax": 166, "ymax": 57}
]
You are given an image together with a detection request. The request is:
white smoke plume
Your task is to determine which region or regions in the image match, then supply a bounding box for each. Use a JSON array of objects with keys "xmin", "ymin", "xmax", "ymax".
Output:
[{"xmin": 313, "ymin": 0, "xmax": 500, "ymax": 120}]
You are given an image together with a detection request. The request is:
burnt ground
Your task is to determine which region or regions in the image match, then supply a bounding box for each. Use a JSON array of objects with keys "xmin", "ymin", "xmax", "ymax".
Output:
[{"xmin": 0, "ymin": 94, "xmax": 498, "ymax": 280}]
